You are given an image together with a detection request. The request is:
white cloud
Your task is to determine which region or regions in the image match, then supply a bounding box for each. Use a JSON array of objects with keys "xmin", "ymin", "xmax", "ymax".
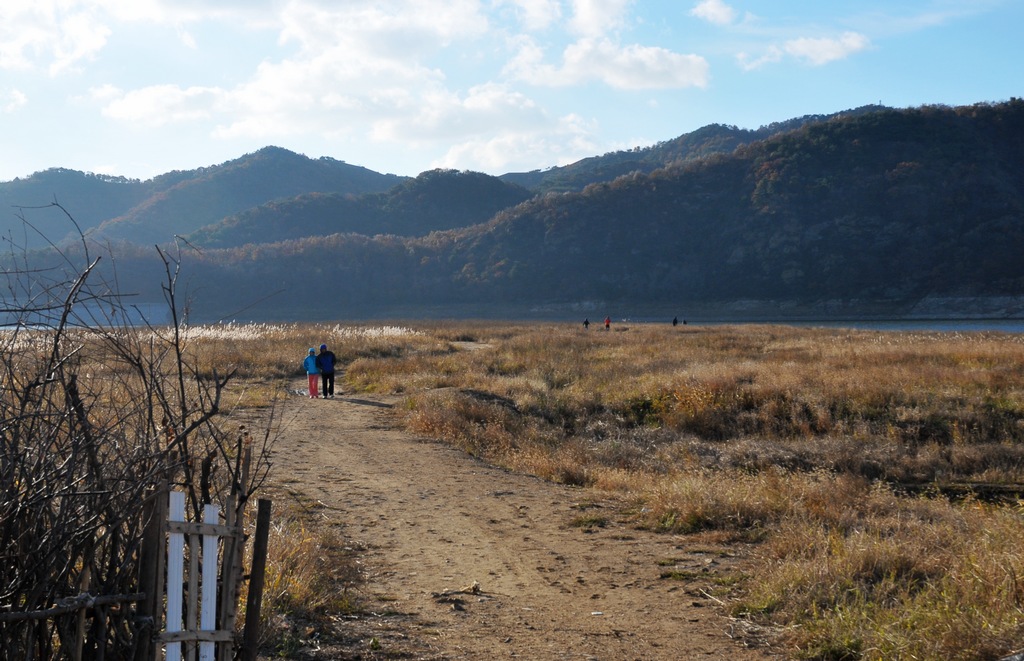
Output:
[
  {"xmin": 0, "ymin": 3, "xmax": 111, "ymax": 74},
  {"xmin": 87, "ymin": 83, "xmax": 123, "ymax": 103},
  {"xmin": 784, "ymin": 32, "xmax": 870, "ymax": 65},
  {"xmin": 434, "ymin": 112, "xmax": 599, "ymax": 173},
  {"xmin": 279, "ymin": 0, "xmax": 489, "ymax": 57},
  {"xmin": 507, "ymin": 36, "xmax": 708, "ymax": 90},
  {"xmin": 499, "ymin": 0, "xmax": 562, "ymax": 31},
  {"xmin": 570, "ymin": 39, "xmax": 709, "ymax": 89},
  {"xmin": 93, "ymin": 0, "xmax": 169, "ymax": 23},
  {"xmin": 88, "ymin": 0, "xmax": 498, "ymax": 146},
  {"xmin": 503, "ymin": 34, "xmax": 549, "ymax": 79},
  {"xmin": 98, "ymin": 84, "xmax": 221, "ymax": 126},
  {"xmin": 738, "ymin": 32, "xmax": 869, "ymax": 69},
  {"xmin": 2, "ymin": 89, "xmax": 28, "ymax": 113},
  {"xmin": 736, "ymin": 46, "xmax": 782, "ymax": 71},
  {"xmin": 568, "ymin": 0, "xmax": 634, "ymax": 38},
  {"xmin": 0, "ymin": 0, "xmax": 287, "ymax": 75},
  {"xmin": 178, "ymin": 28, "xmax": 198, "ymax": 49},
  {"xmin": 50, "ymin": 12, "xmax": 112, "ymax": 75},
  {"xmin": 205, "ymin": 38, "xmax": 450, "ymax": 142},
  {"xmin": 371, "ymin": 82, "xmax": 545, "ymax": 145},
  {"xmin": 690, "ymin": 0, "xmax": 737, "ymax": 26},
  {"xmin": 97, "ymin": 0, "xmax": 279, "ymax": 27}
]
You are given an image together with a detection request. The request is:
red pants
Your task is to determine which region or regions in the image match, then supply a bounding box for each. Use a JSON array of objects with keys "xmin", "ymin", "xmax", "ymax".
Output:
[{"xmin": 307, "ymin": 374, "xmax": 320, "ymax": 397}]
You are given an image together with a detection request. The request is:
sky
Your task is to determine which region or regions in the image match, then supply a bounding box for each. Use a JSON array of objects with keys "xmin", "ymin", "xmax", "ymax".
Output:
[{"xmin": 1, "ymin": 0, "xmax": 1021, "ymax": 183}]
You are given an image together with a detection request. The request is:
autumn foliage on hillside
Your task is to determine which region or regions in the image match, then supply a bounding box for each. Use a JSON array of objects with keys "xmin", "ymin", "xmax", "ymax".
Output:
[{"xmin": 5, "ymin": 100, "xmax": 1023, "ymax": 322}]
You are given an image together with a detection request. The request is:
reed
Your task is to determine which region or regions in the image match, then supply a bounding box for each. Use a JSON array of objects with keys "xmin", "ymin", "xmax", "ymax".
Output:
[
  {"xmin": 178, "ymin": 320, "xmax": 1024, "ymax": 659},
  {"xmin": 235, "ymin": 493, "xmax": 362, "ymax": 655},
  {"xmin": 349, "ymin": 321, "xmax": 1024, "ymax": 660}
]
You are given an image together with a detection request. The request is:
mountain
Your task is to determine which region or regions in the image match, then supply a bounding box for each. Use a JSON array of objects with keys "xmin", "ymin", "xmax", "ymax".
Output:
[
  {"xmin": 451, "ymin": 103, "xmax": 1024, "ymax": 314},
  {"xmin": 185, "ymin": 169, "xmax": 533, "ymax": 248},
  {"xmin": 0, "ymin": 147, "xmax": 405, "ymax": 249},
  {"xmin": 5, "ymin": 100, "xmax": 1023, "ymax": 323},
  {"xmin": 150, "ymin": 100, "xmax": 1023, "ymax": 321},
  {"xmin": 500, "ymin": 105, "xmax": 888, "ymax": 193},
  {"xmin": 0, "ymin": 170, "xmax": 158, "ymax": 249},
  {"xmin": 0, "ymin": 106, "xmax": 881, "ymax": 250},
  {"xmin": 85, "ymin": 147, "xmax": 405, "ymax": 245}
]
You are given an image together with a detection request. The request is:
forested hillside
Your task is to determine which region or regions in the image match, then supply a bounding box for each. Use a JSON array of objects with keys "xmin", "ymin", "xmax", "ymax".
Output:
[
  {"xmin": 458, "ymin": 102, "xmax": 1024, "ymax": 306},
  {"xmin": 185, "ymin": 169, "xmax": 532, "ymax": 248},
  {"xmin": 0, "ymin": 147, "xmax": 404, "ymax": 249},
  {"xmin": 86, "ymin": 147, "xmax": 405, "ymax": 245},
  {"xmin": 499, "ymin": 105, "xmax": 887, "ymax": 193},
  {"xmin": 5, "ymin": 100, "xmax": 1023, "ymax": 322},
  {"xmin": 129, "ymin": 100, "xmax": 1024, "ymax": 321},
  {"xmin": 0, "ymin": 170, "xmax": 158, "ymax": 248}
]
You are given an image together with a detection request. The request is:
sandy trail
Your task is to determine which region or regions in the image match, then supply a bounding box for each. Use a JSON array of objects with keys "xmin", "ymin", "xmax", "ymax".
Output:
[{"xmin": 265, "ymin": 382, "xmax": 777, "ymax": 660}]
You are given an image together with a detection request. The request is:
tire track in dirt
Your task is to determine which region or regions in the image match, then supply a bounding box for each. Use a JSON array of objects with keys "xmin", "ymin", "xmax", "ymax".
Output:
[{"xmin": 267, "ymin": 383, "xmax": 778, "ymax": 660}]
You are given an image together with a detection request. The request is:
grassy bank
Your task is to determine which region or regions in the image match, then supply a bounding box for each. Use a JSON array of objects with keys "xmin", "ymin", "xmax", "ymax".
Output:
[{"xmin": 201, "ymin": 320, "xmax": 1024, "ymax": 660}]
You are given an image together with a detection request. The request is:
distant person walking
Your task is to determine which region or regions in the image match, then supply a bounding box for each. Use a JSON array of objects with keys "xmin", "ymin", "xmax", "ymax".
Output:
[
  {"xmin": 672, "ymin": 316, "xmax": 678, "ymax": 327},
  {"xmin": 583, "ymin": 318, "xmax": 590, "ymax": 330},
  {"xmin": 604, "ymin": 316, "xmax": 611, "ymax": 331},
  {"xmin": 317, "ymin": 343, "xmax": 337, "ymax": 398},
  {"xmin": 303, "ymin": 347, "xmax": 320, "ymax": 398}
]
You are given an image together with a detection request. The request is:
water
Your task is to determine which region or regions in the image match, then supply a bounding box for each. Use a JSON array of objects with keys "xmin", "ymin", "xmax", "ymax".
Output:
[
  {"xmin": 619, "ymin": 318, "xmax": 1024, "ymax": 333},
  {"xmin": 781, "ymin": 319, "xmax": 1024, "ymax": 333}
]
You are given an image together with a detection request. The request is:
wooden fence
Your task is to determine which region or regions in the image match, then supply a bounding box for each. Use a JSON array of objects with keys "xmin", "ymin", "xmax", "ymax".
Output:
[
  {"xmin": 138, "ymin": 489, "xmax": 272, "ymax": 661},
  {"xmin": 0, "ymin": 488, "xmax": 271, "ymax": 661},
  {"xmin": 154, "ymin": 491, "xmax": 236, "ymax": 660}
]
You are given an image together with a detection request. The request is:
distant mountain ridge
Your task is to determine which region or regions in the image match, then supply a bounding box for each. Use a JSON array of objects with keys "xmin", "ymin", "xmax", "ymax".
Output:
[
  {"xmin": 185, "ymin": 169, "xmax": 533, "ymax": 248},
  {"xmin": 0, "ymin": 105, "xmax": 881, "ymax": 249},
  {"xmin": 3, "ymin": 100, "xmax": 1023, "ymax": 322},
  {"xmin": 0, "ymin": 146, "xmax": 404, "ymax": 249},
  {"xmin": 88, "ymin": 147, "xmax": 406, "ymax": 246},
  {"xmin": 499, "ymin": 105, "xmax": 888, "ymax": 193}
]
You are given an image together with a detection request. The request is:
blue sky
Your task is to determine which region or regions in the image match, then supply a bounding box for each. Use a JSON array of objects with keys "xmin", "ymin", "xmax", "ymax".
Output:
[{"xmin": 1, "ymin": 0, "xmax": 1021, "ymax": 183}]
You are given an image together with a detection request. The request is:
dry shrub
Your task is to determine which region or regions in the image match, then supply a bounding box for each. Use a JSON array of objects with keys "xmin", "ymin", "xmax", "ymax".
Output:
[
  {"xmin": 506, "ymin": 438, "xmax": 594, "ymax": 486},
  {"xmin": 221, "ymin": 377, "xmax": 289, "ymax": 411},
  {"xmin": 402, "ymin": 388, "xmax": 539, "ymax": 459},
  {"xmin": 740, "ymin": 495, "xmax": 1024, "ymax": 660},
  {"xmin": 241, "ymin": 320, "xmax": 1024, "ymax": 661},
  {"xmin": 634, "ymin": 468, "xmax": 874, "ymax": 536},
  {"xmin": 178, "ymin": 321, "xmax": 432, "ymax": 386},
  {"xmin": 347, "ymin": 350, "xmax": 461, "ymax": 393},
  {"xmin": 244, "ymin": 509, "xmax": 361, "ymax": 655},
  {"xmin": 0, "ymin": 251, "xmax": 275, "ymax": 657},
  {"xmin": 387, "ymin": 320, "xmax": 1024, "ymax": 485}
]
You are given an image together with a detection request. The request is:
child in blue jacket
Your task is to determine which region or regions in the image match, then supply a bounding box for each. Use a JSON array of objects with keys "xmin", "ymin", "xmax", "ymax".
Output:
[{"xmin": 303, "ymin": 347, "xmax": 320, "ymax": 398}]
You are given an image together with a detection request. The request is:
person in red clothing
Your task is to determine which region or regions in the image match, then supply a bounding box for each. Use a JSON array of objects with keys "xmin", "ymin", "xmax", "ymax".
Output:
[
  {"xmin": 604, "ymin": 316, "xmax": 611, "ymax": 330},
  {"xmin": 303, "ymin": 348, "xmax": 320, "ymax": 398}
]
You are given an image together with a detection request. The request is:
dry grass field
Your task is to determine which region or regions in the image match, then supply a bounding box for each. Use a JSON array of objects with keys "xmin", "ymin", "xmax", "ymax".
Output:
[{"xmin": 199, "ymin": 320, "xmax": 1024, "ymax": 660}]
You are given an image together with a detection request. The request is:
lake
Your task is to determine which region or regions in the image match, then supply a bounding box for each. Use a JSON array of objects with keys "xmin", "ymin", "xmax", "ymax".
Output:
[{"xmin": 620, "ymin": 318, "xmax": 1024, "ymax": 333}]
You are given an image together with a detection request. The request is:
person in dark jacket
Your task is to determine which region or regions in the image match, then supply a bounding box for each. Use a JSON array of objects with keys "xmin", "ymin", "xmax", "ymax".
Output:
[{"xmin": 316, "ymin": 343, "xmax": 337, "ymax": 398}]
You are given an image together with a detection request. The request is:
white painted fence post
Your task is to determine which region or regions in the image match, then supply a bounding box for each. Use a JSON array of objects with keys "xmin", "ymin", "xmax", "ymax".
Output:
[
  {"xmin": 159, "ymin": 490, "xmax": 241, "ymax": 660},
  {"xmin": 199, "ymin": 503, "xmax": 219, "ymax": 661},
  {"xmin": 166, "ymin": 491, "xmax": 186, "ymax": 661}
]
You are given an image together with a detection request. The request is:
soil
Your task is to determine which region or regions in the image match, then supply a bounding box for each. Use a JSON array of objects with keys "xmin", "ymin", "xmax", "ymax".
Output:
[{"xmin": 259, "ymin": 378, "xmax": 782, "ymax": 660}]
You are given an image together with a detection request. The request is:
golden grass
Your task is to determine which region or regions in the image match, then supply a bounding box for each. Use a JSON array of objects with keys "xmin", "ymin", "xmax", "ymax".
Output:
[
  {"xmin": 174, "ymin": 320, "xmax": 1024, "ymax": 660},
  {"xmin": 238, "ymin": 497, "xmax": 362, "ymax": 655}
]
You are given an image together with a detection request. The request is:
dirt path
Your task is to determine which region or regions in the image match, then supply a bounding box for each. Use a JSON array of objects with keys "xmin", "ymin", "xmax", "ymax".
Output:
[{"xmin": 264, "ymin": 381, "xmax": 778, "ymax": 660}]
